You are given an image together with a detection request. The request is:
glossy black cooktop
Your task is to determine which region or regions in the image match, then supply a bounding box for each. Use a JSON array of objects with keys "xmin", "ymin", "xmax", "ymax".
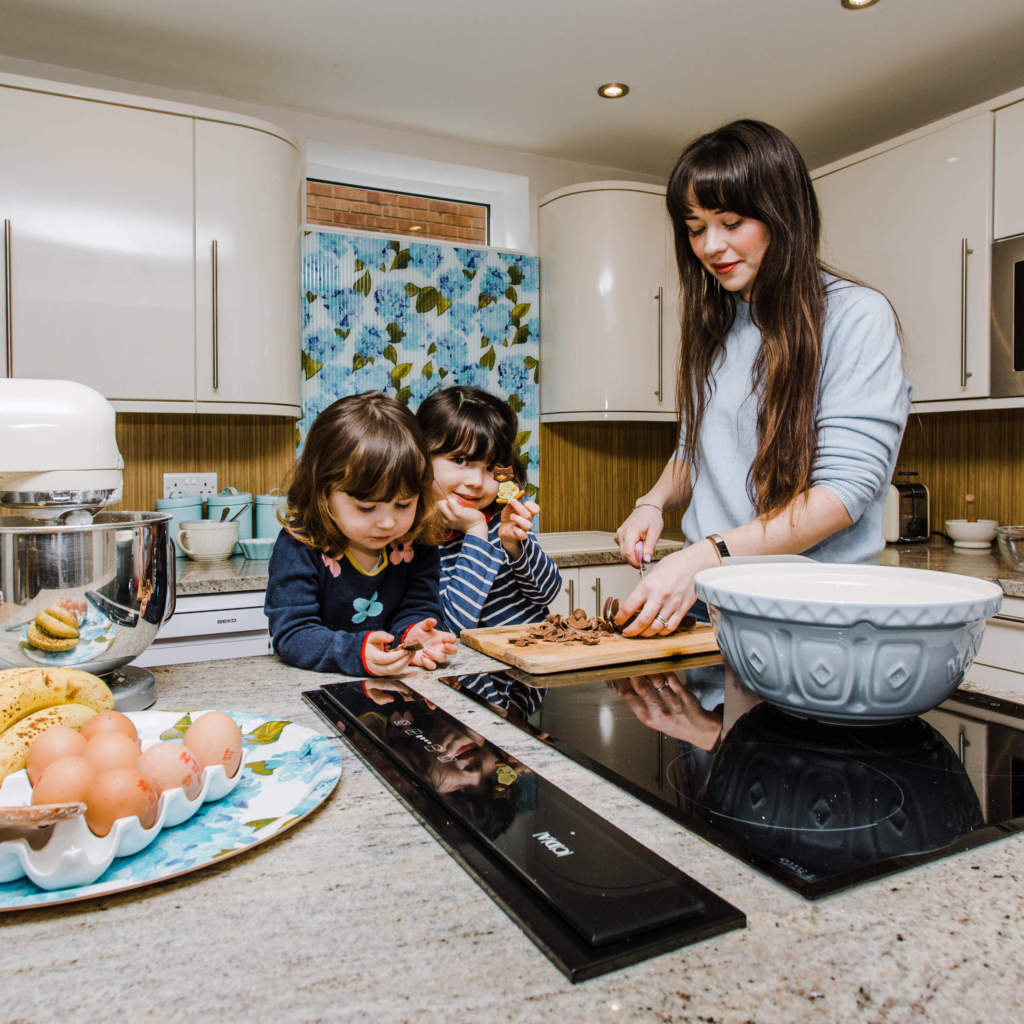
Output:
[{"xmin": 437, "ymin": 661, "xmax": 1024, "ymax": 898}]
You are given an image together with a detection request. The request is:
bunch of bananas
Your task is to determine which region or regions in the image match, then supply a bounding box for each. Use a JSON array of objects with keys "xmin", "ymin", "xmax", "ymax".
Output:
[
  {"xmin": 0, "ymin": 667, "xmax": 115, "ymax": 781},
  {"xmin": 26, "ymin": 605, "xmax": 81, "ymax": 652}
]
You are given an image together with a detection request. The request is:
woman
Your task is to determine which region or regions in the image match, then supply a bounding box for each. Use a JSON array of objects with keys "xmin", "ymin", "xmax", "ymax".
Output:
[{"xmin": 614, "ymin": 119, "xmax": 911, "ymax": 637}]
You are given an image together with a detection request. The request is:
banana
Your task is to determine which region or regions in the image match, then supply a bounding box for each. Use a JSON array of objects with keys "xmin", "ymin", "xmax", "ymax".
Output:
[
  {"xmin": 0, "ymin": 703, "xmax": 97, "ymax": 781},
  {"xmin": 0, "ymin": 667, "xmax": 114, "ymax": 735}
]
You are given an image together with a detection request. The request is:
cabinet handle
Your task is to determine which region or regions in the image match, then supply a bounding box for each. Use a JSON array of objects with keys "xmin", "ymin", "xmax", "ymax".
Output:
[
  {"xmin": 3, "ymin": 219, "xmax": 12, "ymax": 377},
  {"xmin": 654, "ymin": 286, "xmax": 664, "ymax": 402},
  {"xmin": 994, "ymin": 612, "xmax": 1024, "ymax": 625},
  {"xmin": 960, "ymin": 237, "xmax": 973, "ymax": 389},
  {"xmin": 211, "ymin": 239, "xmax": 220, "ymax": 391},
  {"xmin": 592, "ymin": 576, "xmax": 602, "ymax": 618},
  {"xmin": 957, "ymin": 728, "xmax": 966, "ymax": 764},
  {"xmin": 565, "ymin": 578, "xmax": 575, "ymax": 612}
]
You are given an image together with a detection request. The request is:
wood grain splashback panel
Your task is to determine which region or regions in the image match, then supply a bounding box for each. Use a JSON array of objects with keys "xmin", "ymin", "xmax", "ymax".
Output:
[
  {"xmin": 113, "ymin": 414, "xmax": 297, "ymax": 512},
  {"xmin": 897, "ymin": 408, "xmax": 1024, "ymax": 532}
]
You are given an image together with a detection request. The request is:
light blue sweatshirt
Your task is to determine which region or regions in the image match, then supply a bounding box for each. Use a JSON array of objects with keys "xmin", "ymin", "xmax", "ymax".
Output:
[{"xmin": 679, "ymin": 276, "xmax": 911, "ymax": 565}]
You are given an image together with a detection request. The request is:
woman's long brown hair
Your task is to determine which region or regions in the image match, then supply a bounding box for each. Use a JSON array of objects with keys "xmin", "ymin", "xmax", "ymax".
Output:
[{"xmin": 666, "ymin": 119, "xmax": 826, "ymax": 520}]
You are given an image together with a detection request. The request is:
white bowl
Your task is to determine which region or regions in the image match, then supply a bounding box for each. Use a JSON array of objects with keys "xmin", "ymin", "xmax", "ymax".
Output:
[
  {"xmin": 945, "ymin": 519, "xmax": 998, "ymax": 548},
  {"xmin": 238, "ymin": 537, "xmax": 277, "ymax": 560},
  {"xmin": 694, "ymin": 562, "xmax": 1003, "ymax": 723}
]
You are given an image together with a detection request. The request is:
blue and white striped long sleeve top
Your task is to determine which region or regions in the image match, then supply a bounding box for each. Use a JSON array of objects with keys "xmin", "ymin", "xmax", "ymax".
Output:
[{"xmin": 438, "ymin": 519, "xmax": 562, "ymax": 634}]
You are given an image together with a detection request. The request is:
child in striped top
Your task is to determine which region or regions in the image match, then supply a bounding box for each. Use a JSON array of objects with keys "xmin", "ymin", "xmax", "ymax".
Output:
[{"xmin": 416, "ymin": 386, "xmax": 562, "ymax": 634}]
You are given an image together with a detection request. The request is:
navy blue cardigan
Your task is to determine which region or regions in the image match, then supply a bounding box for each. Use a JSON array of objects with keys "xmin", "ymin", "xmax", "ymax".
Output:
[{"xmin": 265, "ymin": 532, "xmax": 443, "ymax": 676}]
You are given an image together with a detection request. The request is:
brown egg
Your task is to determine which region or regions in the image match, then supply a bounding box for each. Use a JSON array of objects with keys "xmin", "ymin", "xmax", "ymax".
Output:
[
  {"xmin": 31, "ymin": 755, "xmax": 95, "ymax": 806},
  {"xmin": 183, "ymin": 712, "xmax": 243, "ymax": 778},
  {"xmin": 138, "ymin": 741, "xmax": 203, "ymax": 800},
  {"xmin": 83, "ymin": 731, "xmax": 142, "ymax": 773},
  {"xmin": 80, "ymin": 710, "xmax": 139, "ymax": 744},
  {"xmin": 26, "ymin": 726, "xmax": 88, "ymax": 786},
  {"xmin": 84, "ymin": 768, "xmax": 159, "ymax": 837}
]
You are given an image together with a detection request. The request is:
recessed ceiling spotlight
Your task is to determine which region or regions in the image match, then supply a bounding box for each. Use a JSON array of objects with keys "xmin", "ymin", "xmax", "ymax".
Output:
[
  {"xmin": 408, "ymin": 224, "xmax": 423, "ymax": 231},
  {"xmin": 597, "ymin": 83, "xmax": 629, "ymax": 99},
  {"xmin": 841, "ymin": 0, "xmax": 879, "ymax": 9}
]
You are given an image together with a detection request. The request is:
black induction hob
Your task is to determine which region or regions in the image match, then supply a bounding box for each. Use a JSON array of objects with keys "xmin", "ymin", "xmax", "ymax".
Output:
[
  {"xmin": 436, "ymin": 661, "xmax": 1024, "ymax": 899},
  {"xmin": 303, "ymin": 679, "xmax": 745, "ymax": 982}
]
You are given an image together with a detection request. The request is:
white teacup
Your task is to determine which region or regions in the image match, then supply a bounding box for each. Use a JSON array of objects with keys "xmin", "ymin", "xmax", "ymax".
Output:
[{"xmin": 176, "ymin": 520, "xmax": 239, "ymax": 563}]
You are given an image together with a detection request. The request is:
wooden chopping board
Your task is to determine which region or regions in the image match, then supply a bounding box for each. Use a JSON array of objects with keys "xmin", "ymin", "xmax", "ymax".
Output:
[{"xmin": 459, "ymin": 622, "xmax": 719, "ymax": 674}]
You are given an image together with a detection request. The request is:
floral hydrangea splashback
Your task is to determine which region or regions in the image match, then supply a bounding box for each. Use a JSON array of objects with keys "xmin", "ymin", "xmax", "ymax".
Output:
[{"xmin": 300, "ymin": 229, "xmax": 540, "ymax": 499}]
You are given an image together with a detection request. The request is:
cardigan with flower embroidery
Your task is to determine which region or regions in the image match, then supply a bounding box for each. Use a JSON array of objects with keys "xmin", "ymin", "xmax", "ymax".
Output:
[{"xmin": 265, "ymin": 531, "xmax": 443, "ymax": 675}]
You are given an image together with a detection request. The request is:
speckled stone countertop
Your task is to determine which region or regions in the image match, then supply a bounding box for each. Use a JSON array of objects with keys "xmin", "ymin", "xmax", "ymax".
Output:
[
  {"xmin": 4, "ymin": 646, "xmax": 1024, "ymax": 1022},
  {"xmin": 879, "ymin": 536, "xmax": 1024, "ymax": 598},
  {"xmin": 174, "ymin": 534, "xmax": 686, "ymax": 596}
]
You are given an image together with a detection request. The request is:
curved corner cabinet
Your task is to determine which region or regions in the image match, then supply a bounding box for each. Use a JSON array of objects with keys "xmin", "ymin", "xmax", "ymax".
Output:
[
  {"xmin": 0, "ymin": 73, "xmax": 301, "ymax": 416},
  {"xmin": 539, "ymin": 181, "xmax": 679, "ymax": 422}
]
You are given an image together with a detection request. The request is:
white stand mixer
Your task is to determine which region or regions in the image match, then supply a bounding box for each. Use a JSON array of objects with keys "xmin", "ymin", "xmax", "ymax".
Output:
[{"xmin": 0, "ymin": 379, "xmax": 174, "ymax": 709}]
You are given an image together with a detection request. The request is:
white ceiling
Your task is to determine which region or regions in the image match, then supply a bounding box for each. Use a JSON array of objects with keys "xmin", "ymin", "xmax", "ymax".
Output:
[{"xmin": 2, "ymin": 0, "xmax": 1024, "ymax": 175}]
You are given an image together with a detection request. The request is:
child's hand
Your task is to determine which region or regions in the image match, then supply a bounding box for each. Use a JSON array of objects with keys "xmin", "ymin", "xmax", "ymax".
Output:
[
  {"xmin": 498, "ymin": 499, "xmax": 540, "ymax": 560},
  {"xmin": 437, "ymin": 494, "xmax": 489, "ymax": 540},
  {"xmin": 403, "ymin": 618, "xmax": 458, "ymax": 670},
  {"xmin": 363, "ymin": 631, "xmax": 414, "ymax": 677}
]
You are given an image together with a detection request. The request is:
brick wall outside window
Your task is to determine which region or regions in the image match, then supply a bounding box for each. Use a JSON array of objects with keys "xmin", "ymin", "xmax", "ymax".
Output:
[{"xmin": 306, "ymin": 180, "xmax": 489, "ymax": 244}]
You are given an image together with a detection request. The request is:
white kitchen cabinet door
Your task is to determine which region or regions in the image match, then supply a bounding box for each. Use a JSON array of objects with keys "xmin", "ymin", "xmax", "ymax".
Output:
[
  {"xmin": 814, "ymin": 114, "xmax": 992, "ymax": 402},
  {"xmin": 995, "ymin": 100, "xmax": 1024, "ymax": 241},
  {"xmin": 547, "ymin": 568, "xmax": 578, "ymax": 619},
  {"xmin": 195, "ymin": 120, "xmax": 301, "ymax": 414},
  {"xmin": 539, "ymin": 183, "xmax": 676, "ymax": 422},
  {"xmin": 578, "ymin": 563, "xmax": 643, "ymax": 618},
  {"xmin": 0, "ymin": 86, "xmax": 195, "ymax": 400}
]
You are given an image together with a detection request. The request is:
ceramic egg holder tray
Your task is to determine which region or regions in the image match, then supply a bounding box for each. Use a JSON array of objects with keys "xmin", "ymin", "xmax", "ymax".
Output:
[{"xmin": 0, "ymin": 742, "xmax": 242, "ymax": 891}]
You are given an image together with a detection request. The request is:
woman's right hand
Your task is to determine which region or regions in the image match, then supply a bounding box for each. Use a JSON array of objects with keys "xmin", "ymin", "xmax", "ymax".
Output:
[{"xmin": 614, "ymin": 505, "xmax": 665, "ymax": 567}]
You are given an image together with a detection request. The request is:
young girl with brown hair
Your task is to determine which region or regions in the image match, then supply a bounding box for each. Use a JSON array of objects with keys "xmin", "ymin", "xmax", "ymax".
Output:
[
  {"xmin": 615, "ymin": 119, "xmax": 911, "ymax": 636},
  {"xmin": 265, "ymin": 391, "xmax": 456, "ymax": 676}
]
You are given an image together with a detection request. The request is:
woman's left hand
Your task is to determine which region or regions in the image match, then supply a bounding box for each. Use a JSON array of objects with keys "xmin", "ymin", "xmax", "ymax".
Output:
[
  {"xmin": 404, "ymin": 618, "xmax": 458, "ymax": 670},
  {"xmin": 614, "ymin": 543, "xmax": 719, "ymax": 637}
]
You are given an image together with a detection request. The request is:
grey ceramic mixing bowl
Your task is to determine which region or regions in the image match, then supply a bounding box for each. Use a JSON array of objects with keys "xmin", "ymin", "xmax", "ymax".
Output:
[
  {"xmin": 694, "ymin": 562, "xmax": 1003, "ymax": 723},
  {"xmin": 0, "ymin": 511, "xmax": 174, "ymax": 675}
]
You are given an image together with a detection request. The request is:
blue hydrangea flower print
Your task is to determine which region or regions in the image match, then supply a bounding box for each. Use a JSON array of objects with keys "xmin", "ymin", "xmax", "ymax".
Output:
[
  {"xmin": 355, "ymin": 324, "xmax": 388, "ymax": 359},
  {"xmin": 351, "ymin": 364, "xmax": 391, "ymax": 393},
  {"xmin": 479, "ymin": 302, "xmax": 511, "ymax": 341},
  {"xmin": 479, "ymin": 266, "xmax": 508, "ymax": 299},
  {"xmin": 352, "ymin": 236, "xmax": 392, "ymax": 269},
  {"xmin": 452, "ymin": 364, "xmax": 492, "ymax": 389},
  {"xmin": 454, "ymin": 247, "xmax": 486, "ymax": 271},
  {"xmin": 303, "ymin": 326, "xmax": 339, "ymax": 364},
  {"xmin": 498, "ymin": 355, "xmax": 531, "ymax": 396},
  {"xmin": 325, "ymin": 288, "xmax": 362, "ymax": 329},
  {"xmin": 435, "ymin": 334, "xmax": 469, "ymax": 366},
  {"xmin": 408, "ymin": 377, "xmax": 443, "ymax": 406},
  {"xmin": 352, "ymin": 592, "xmax": 384, "ymax": 623},
  {"xmin": 499, "ymin": 253, "xmax": 539, "ymax": 292},
  {"xmin": 373, "ymin": 281, "xmax": 410, "ymax": 322},
  {"xmin": 437, "ymin": 270, "xmax": 472, "ymax": 302},
  {"xmin": 448, "ymin": 302, "xmax": 477, "ymax": 335},
  {"xmin": 409, "ymin": 243, "xmax": 443, "ymax": 275}
]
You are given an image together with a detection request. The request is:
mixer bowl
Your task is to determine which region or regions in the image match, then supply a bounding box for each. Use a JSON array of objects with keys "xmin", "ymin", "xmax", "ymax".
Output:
[{"xmin": 0, "ymin": 511, "xmax": 174, "ymax": 675}]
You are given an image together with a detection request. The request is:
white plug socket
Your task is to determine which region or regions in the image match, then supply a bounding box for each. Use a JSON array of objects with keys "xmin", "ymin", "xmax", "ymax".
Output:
[{"xmin": 163, "ymin": 473, "xmax": 218, "ymax": 499}]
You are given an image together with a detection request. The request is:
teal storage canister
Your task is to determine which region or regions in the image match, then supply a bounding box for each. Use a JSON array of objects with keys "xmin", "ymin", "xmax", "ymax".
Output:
[
  {"xmin": 255, "ymin": 489, "xmax": 286, "ymax": 540},
  {"xmin": 156, "ymin": 494, "xmax": 203, "ymax": 557},
  {"xmin": 206, "ymin": 487, "xmax": 253, "ymax": 554}
]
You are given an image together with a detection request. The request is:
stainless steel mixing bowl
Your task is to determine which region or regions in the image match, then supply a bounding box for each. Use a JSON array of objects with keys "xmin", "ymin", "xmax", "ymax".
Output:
[{"xmin": 0, "ymin": 511, "xmax": 174, "ymax": 675}]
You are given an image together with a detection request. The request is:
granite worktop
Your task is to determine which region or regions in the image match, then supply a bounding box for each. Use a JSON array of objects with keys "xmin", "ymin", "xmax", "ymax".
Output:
[
  {"xmin": 175, "ymin": 532, "xmax": 1024, "ymax": 600},
  {"xmin": 4, "ymin": 647, "xmax": 1024, "ymax": 1022}
]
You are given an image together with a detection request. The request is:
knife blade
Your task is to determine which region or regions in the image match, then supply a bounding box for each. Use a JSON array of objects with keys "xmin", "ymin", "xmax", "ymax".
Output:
[{"xmin": 635, "ymin": 540, "xmax": 646, "ymax": 582}]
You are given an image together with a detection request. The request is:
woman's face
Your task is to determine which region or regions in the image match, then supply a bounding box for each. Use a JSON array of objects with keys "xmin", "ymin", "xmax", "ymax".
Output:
[{"xmin": 683, "ymin": 198, "xmax": 771, "ymax": 301}]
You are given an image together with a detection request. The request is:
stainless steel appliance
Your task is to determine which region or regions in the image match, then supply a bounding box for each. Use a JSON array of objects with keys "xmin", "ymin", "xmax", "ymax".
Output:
[
  {"xmin": 892, "ymin": 470, "xmax": 930, "ymax": 542},
  {"xmin": 0, "ymin": 379, "xmax": 174, "ymax": 708},
  {"xmin": 991, "ymin": 234, "xmax": 1024, "ymax": 397}
]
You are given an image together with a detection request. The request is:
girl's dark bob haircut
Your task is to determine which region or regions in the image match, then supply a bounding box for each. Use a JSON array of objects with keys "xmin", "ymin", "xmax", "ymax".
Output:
[
  {"xmin": 282, "ymin": 391, "xmax": 437, "ymax": 554},
  {"xmin": 415, "ymin": 385, "xmax": 525, "ymax": 486}
]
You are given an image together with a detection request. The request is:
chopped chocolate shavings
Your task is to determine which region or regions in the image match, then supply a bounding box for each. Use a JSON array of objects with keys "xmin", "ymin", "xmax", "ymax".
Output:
[
  {"xmin": 508, "ymin": 608, "xmax": 696, "ymax": 647},
  {"xmin": 398, "ymin": 640, "xmax": 423, "ymax": 652}
]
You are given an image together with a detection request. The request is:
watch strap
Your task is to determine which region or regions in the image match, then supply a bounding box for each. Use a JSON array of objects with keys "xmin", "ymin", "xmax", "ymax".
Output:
[{"xmin": 706, "ymin": 533, "xmax": 731, "ymax": 562}]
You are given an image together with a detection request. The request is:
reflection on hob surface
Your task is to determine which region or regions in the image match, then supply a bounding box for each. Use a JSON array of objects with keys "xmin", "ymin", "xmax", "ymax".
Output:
[{"xmin": 439, "ymin": 664, "xmax": 1024, "ymax": 898}]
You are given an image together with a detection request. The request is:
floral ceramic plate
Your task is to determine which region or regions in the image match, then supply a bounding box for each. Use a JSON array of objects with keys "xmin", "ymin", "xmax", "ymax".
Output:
[{"xmin": 0, "ymin": 710, "xmax": 342, "ymax": 911}]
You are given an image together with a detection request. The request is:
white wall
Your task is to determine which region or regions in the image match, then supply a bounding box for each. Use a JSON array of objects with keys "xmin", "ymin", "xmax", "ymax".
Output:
[{"xmin": 0, "ymin": 56, "xmax": 664, "ymax": 254}]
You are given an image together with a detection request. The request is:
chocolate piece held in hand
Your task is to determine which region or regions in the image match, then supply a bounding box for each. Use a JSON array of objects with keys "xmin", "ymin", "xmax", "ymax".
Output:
[
  {"xmin": 398, "ymin": 640, "xmax": 423, "ymax": 652},
  {"xmin": 493, "ymin": 465, "xmax": 525, "ymax": 505}
]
